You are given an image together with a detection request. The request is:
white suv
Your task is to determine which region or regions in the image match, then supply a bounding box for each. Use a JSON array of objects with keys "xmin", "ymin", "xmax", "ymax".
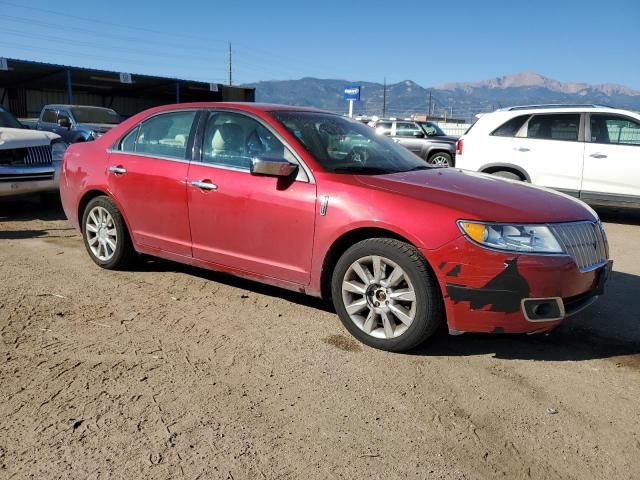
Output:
[{"xmin": 455, "ymin": 105, "xmax": 640, "ymax": 209}]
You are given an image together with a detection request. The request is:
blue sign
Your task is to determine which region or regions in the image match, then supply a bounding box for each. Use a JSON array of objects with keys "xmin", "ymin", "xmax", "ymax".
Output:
[{"xmin": 344, "ymin": 85, "xmax": 361, "ymax": 101}]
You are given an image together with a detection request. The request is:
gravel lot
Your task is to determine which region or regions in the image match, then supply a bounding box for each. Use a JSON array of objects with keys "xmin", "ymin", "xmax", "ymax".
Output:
[{"xmin": 1, "ymin": 196, "xmax": 639, "ymax": 480}]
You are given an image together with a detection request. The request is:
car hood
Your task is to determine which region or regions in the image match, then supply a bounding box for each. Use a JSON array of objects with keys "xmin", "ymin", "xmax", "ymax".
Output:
[
  {"xmin": 355, "ymin": 168, "xmax": 597, "ymax": 224},
  {"xmin": 0, "ymin": 127, "xmax": 59, "ymax": 149},
  {"xmin": 432, "ymin": 135, "xmax": 458, "ymax": 143},
  {"xmin": 77, "ymin": 123, "xmax": 117, "ymax": 133}
]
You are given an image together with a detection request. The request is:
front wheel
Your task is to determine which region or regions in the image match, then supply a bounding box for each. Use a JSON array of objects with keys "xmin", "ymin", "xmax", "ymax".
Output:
[
  {"xmin": 331, "ymin": 238, "xmax": 443, "ymax": 352},
  {"xmin": 82, "ymin": 196, "xmax": 134, "ymax": 270},
  {"xmin": 427, "ymin": 152, "xmax": 452, "ymax": 167}
]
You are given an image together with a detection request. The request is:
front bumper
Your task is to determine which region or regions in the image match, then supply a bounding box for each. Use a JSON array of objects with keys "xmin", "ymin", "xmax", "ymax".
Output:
[
  {"xmin": 0, "ymin": 162, "xmax": 60, "ymax": 197},
  {"xmin": 425, "ymin": 237, "xmax": 610, "ymax": 334}
]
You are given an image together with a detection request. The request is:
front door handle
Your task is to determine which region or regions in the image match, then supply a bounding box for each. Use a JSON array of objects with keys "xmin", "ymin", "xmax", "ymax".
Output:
[
  {"xmin": 108, "ymin": 166, "xmax": 127, "ymax": 174},
  {"xmin": 589, "ymin": 153, "xmax": 608, "ymax": 159},
  {"xmin": 191, "ymin": 180, "xmax": 217, "ymax": 191},
  {"xmin": 514, "ymin": 147, "xmax": 530, "ymax": 152}
]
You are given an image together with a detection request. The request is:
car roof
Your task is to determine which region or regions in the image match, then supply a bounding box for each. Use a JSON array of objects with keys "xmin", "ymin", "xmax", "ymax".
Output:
[
  {"xmin": 142, "ymin": 102, "xmax": 334, "ymax": 115},
  {"xmin": 489, "ymin": 105, "xmax": 638, "ymax": 116}
]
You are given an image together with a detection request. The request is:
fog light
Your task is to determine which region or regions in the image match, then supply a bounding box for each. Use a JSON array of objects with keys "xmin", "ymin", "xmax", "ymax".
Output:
[{"xmin": 521, "ymin": 298, "xmax": 565, "ymax": 322}]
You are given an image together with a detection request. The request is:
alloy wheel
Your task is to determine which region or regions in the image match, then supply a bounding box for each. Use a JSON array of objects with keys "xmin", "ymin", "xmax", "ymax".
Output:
[
  {"xmin": 85, "ymin": 206, "xmax": 118, "ymax": 261},
  {"xmin": 341, "ymin": 255, "xmax": 417, "ymax": 339},
  {"xmin": 428, "ymin": 154, "xmax": 450, "ymax": 167}
]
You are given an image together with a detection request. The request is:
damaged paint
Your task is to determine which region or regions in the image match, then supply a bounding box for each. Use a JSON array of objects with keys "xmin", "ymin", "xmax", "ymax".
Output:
[{"xmin": 445, "ymin": 258, "xmax": 530, "ymax": 313}]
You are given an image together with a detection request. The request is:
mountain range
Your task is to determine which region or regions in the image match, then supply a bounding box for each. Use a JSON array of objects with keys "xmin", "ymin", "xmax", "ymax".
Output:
[{"xmin": 243, "ymin": 72, "xmax": 640, "ymax": 122}]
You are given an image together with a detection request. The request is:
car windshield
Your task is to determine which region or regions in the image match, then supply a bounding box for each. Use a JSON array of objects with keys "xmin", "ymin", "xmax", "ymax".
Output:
[
  {"xmin": 417, "ymin": 121, "xmax": 446, "ymax": 136},
  {"xmin": 0, "ymin": 107, "xmax": 24, "ymax": 129},
  {"xmin": 71, "ymin": 107, "xmax": 120, "ymax": 124},
  {"xmin": 272, "ymin": 111, "xmax": 429, "ymax": 174}
]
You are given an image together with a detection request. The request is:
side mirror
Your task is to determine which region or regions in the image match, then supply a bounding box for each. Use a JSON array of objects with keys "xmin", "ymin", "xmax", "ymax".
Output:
[
  {"xmin": 58, "ymin": 116, "xmax": 71, "ymax": 129},
  {"xmin": 250, "ymin": 156, "xmax": 298, "ymax": 177},
  {"xmin": 413, "ymin": 131, "xmax": 425, "ymax": 138}
]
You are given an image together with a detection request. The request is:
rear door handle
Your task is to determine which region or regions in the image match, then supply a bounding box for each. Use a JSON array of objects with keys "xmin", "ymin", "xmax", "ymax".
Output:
[
  {"xmin": 191, "ymin": 180, "xmax": 217, "ymax": 191},
  {"xmin": 108, "ymin": 166, "xmax": 127, "ymax": 174},
  {"xmin": 589, "ymin": 153, "xmax": 608, "ymax": 159},
  {"xmin": 514, "ymin": 147, "xmax": 530, "ymax": 152}
]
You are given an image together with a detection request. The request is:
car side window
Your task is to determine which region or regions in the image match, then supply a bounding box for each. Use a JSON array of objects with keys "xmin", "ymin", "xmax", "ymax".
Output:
[
  {"xmin": 491, "ymin": 115, "xmax": 529, "ymax": 137},
  {"xmin": 42, "ymin": 109, "xmax": 57, "ymax": 123},
  {"xmin": 590, "ymin": 114, "xmax": 640, "ymax": 146},
  {"xmin": 201, "ymin": 111, "xmax": 293, "ymax": 170},
  {"xmin": 375, "ymin": 121, "xmax": 392, "ymax": 136},
  {"xmin": 135, "ymin": 111, "xmax": 197, "ymax": 159},
  {"xmin": 526, "ymin": 114, "xmax": 580, "ymax": 141},
  {"xmin": 119, "ymin": 126, "xmax": 139, "ymax": 152},
  {"xmin": 395, "ymin": 122, "xmax": 422, "ymax": 137}
]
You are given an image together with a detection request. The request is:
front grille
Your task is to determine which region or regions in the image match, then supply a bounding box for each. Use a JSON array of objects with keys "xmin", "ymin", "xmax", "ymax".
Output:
[
  {"xmin": 0, "ymin": 146, "xmax": 52, "ymax": 166},
  {"xmin": 0, "ymin": 171, "xmax": 54, "ymax": 182},
  {"xmin": 550, "ymin": 222, "xmax": 609, "ymax": 272}
]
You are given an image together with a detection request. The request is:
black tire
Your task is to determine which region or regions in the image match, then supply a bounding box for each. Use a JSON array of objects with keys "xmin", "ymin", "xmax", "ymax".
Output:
[
  {"xmin": 81, "ymin": 195, "xmax": 135, "ymax": 270},
  {"xmin": 331, "ymin": 238, "xmax": 443, "ymax": 352},
  {"xmin": 426, "ymin": 151, "xmax": 452, "ymax": 167},
  {"xmin": 491, "ymin": 170, "xmax": 522, "ymax": 181}
]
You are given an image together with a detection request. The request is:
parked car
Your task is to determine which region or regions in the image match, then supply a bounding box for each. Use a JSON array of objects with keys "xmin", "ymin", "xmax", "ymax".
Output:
[
  {"xmin": 373, "ymin": 118, "xmax": 457, "ymax": 166},
  {"xmin": 60, "ymin": 103, "xmax": 611, "ymax": 352},
  {"xmin": 455, "ymin": 104, "xmax": 640, "ymax": 209},
  {"xmin": 22, "ymin": 104, "xmax": 121, "ymax": 143},
  {"xmin": 0, "ymin": 105, "xmax": 67, "ymax": 197}
]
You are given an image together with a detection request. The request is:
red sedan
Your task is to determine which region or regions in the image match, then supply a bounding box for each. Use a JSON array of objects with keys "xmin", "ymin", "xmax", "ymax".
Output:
[{"xmin": 60, "ymin": 103, "xmax": 611, "ymax": 352}]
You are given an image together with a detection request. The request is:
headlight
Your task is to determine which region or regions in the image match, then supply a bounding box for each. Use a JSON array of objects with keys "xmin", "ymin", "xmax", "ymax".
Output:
[
  {"xmin": 51, "ymin": 141, "xmax": 68, "ymax": 162},
  {"xmin": 458, "ymin": 221, "xmax": 564, "ymax": 254}
]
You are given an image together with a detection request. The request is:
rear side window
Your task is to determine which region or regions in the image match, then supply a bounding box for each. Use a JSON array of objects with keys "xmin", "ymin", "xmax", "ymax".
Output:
[
  {"xmin": 134, "ymin": 111, "xmax": 197, "ymax": 159},
  {"xmin": 375, "ymin": 121, "xmax": 392, "ymax": 136},
  {"xmin": 395, "ymin": 122, "xmax": 423, "ymax": 137},
  {"xmin": 41, "ymin": 109, "xmax": 57, "ymax": 123},
  {"xmin": 590, "ymin": 114, "xmax": 640, "ymax": 146},
  {"xmin": 526, "ymin": 114, "xmax": 580, "ymax": 141},
  {"xmin": 491, "ymin": 115, "xmax": 529, "ymax": 137}
]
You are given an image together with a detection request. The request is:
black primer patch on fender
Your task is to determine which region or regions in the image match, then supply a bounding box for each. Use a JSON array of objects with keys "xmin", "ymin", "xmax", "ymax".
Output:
[
  {"xmin": 438, "ymin": 261, "xmax": 446, "ymax": 270},
  {"xmin": 445, "ymin": 259, "xmax": 530, "ymax": 313},
  {"xmin": 446, "ymin": 264, "xmax": 462, "ymax": 277}
]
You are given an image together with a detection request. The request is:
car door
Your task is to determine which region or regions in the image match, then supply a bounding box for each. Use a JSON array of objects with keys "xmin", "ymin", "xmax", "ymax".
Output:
[
  {"xmin": 55, "ymin": 109, "xmax": 74, "ymax": 143},
  {"xmin": 511, "ymin": 113, "xmax": 584, "ymax": 194},
  {"xmin": 582, "ymin": 113, "xmax": 640, "ymax": 206},
  {"xmin": 392, "ymin": 121, "xmax": 425, "ymax": 155},
  {"xmin": 107, "ymin": 109, "xmax": 198, "ymax": 257},
  {"xmin": 187, "ymin": 110, "xmax": 316, "ymax": 285},
  {"xmin": 37, "ymin": 107, "xmax": 59, "ymax": 134}
]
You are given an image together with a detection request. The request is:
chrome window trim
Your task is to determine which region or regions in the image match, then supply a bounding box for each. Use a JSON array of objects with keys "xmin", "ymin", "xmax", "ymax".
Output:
[
  {"xmin": 110, "ymin": 108, "xmax": 201, "ymax": 156},
  {"xmin": 201, "ymin": 108, "xmax": 315, "ymax": 184},
  {"xmin": 107, "ymin": 149, "xmax": 191, "ymax": 164}
]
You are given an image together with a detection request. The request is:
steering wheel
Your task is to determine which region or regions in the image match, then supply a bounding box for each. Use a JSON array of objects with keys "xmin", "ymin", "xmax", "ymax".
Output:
[{"xmin": 345, "ymin": 145, "xmax": 369, "ymax": 165}]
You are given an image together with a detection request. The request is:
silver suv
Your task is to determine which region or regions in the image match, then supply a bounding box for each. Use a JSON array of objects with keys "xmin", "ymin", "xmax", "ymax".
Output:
[{"xmin": 373, "ymin": 119, "xmax": 457, "ymax": 166}]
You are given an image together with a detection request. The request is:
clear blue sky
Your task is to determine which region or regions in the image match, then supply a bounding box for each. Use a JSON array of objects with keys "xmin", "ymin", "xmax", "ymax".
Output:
[{"xmin": 1, "ymin": 0, "xmax": 639, "ymax": 88}]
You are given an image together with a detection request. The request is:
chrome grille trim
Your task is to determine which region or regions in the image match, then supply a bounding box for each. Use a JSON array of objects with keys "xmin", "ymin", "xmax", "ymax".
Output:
[
  {"xmin": 549, "ymin": 221, "xmax": 609, "ymax": 272},
  {"xmin": 25, "ymin": 145, "xmax": 53, "ymax": 165}
]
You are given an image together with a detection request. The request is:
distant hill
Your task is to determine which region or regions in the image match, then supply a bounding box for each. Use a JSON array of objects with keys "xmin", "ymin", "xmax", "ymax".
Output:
[{"xmin": 243, "ymin": 72, "xmax": 640, "ymax": 122}]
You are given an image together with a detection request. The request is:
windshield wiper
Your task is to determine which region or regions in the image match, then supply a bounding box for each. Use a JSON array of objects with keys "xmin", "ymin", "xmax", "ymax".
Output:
[{"xmin": 332, "ymin": 166, "xmax": 397, "ymax": 175}]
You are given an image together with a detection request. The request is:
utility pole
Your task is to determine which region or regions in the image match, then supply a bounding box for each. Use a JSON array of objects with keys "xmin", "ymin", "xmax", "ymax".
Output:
[
  {"xmin": 382, "ymin": 77, "xmax": 387, "ymax": 118},
  {"xmin": 428, "ymin": 89, "xmax": 432, "ymax": 118},
  {"xmin": 228, "ymin": 42, "xmax": 232, "ymax": 86}
]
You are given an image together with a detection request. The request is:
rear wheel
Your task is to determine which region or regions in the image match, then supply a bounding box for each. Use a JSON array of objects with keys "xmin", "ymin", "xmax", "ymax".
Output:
[
  {"xmin": 331, "ymin": 238, "xmax": 443, "ymax": 352},
  {"xmin": 427, "ymin": 152, "xmax": 452, "ymax": 167},
  {"xmin": 491, "ymin": 170, "xmax": 523, "ymax": 181},
  {"xmin": 82, "ymin": 196, "xmax": 134, "ymax": 270}
]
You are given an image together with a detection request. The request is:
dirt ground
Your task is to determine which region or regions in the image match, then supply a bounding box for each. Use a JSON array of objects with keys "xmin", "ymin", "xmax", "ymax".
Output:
[{"xmin": 1, "ymin": 196, "xmax": 639, "ymax": 480}]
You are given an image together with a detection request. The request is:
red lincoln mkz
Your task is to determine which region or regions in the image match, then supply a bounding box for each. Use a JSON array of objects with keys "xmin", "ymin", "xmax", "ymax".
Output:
[{"xmin": 60, "ymin": 103, "xmax": 612, "ymax": 352}]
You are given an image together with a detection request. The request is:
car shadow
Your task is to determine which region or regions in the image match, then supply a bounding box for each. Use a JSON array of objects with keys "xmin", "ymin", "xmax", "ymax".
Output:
[
  {"xmin": 135, "ymin": 256, "xmax": 334, "ymax": 313},
  {"xmin": 137, "ymin": 257, "xmax": 640, "ymax": 362},
  {"xmin": 0, "ymin": 195, "xmax": 67, "ymax": 222}
]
